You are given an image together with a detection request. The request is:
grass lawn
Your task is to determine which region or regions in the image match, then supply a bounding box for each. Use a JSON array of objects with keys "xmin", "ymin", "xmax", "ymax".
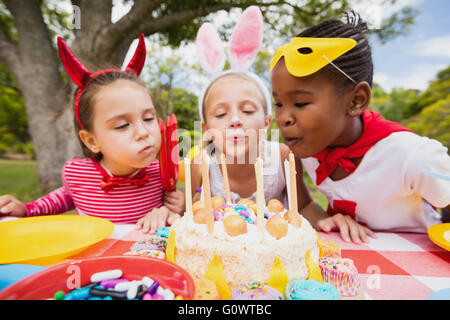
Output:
[
  {"xmin": 0, "ymin": 159, "xmax": 328, "ymax": 212},
  {"xmin": 0, "ymin": 159, "xmax": 76, "ymax": 215},
  {"xmin": 0, "ymin": 159, "xmax": 45, "ymax": 202}
]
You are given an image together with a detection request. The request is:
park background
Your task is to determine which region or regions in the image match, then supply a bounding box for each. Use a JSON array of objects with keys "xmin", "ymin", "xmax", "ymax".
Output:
[{"xmin": 0, "ymin": 0, "xmax": 448, "ymax": 210}]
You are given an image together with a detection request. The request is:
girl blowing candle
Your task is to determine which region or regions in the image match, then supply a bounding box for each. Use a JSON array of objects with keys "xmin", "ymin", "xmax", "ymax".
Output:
[
  {"xmin": 0, "ymin": 34, "xmax": 184, "ymax": 233},
  {"xmin": 189, "ymin": 7, "xmax": 324, "ymax": 229},
  {"xmin": 270, "ymin": 12, "xmax": 450, "ymax": 242}
]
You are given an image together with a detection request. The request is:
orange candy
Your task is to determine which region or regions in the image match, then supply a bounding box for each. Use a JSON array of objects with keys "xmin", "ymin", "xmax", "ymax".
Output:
[
  {"xmin": 283, "ymin": 209, "xmax": 303, "ymax": 227},
  {"xmin": 266, "ymin": 216, "xmax": 288, "ymax": 239},
  {"xmin": 223, "ymin": 214, "xmax": 247, "ymax": 236},
  {"xmin": 211, "ymin": 196, "xmax": 225, "ymax": 211},
  {"xmin": 267, "ymin": 199, "xmax": 284, "ymax": 213},
  {"xmin": 193, "ymin": 200, "xmax": 205, "ymax": 214},
  {"xmin": 237, "ymin": 198, "xmax": 255, "ymax": 207},
  {"xmin": 194, "ymin": 207, "xmax": 209, "ymax": 224}
]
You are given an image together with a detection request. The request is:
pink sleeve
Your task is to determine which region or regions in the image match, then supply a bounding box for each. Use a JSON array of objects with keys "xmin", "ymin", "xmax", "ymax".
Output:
[
  {"xmin": 25, "ymin": 163, "xmax": 76, "ymax": 217},
  {"xmin": 25, "ymin": 186, "xmax": 75, "ymax": 217}
]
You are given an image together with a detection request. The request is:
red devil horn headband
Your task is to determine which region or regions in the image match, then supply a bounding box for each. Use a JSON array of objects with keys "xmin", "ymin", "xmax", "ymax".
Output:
[
  {"xmin": 125, "ymin": 33, "xmax": 147, "ymax": 75},
  {"xmin": 57, "ymin": 33, "xmax": 147, "ymax": 129}
]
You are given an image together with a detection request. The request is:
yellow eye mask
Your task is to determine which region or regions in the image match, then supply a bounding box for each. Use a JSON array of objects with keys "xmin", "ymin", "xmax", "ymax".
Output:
[{"xmin": 269, "ymin": 37, "xmax": 357, "ymax": 82}]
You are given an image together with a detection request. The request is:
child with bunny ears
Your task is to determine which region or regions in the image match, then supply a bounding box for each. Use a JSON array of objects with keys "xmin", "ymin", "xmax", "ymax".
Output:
[
  {"xmin": 0, "ymin": 34, "xmax": 184, "ymax": 233},
  {"xmin": 189, "ymin": 6, "xmax": 326, "ymax": 220}
]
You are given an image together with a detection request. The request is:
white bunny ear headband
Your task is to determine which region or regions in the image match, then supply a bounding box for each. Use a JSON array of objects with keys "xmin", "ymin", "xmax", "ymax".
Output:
[{"xmin": 196, "ymin": 6, "xmax": 272, "ymax": 122}]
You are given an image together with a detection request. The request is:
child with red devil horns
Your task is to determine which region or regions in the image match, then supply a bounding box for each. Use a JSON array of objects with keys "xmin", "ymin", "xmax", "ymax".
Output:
[{"xmin": 0, "ymin": 34, "xmax": 184, "ymax": 233}]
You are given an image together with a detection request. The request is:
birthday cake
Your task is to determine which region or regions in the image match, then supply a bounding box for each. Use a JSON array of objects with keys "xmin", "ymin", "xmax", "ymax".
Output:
[{"xmin": 169, "ymin": 197, "xmax": 320, "ymax": 294}]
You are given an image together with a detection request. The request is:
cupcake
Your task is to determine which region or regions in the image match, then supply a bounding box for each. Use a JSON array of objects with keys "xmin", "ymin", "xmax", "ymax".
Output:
[
  {"xmin": 285, "ymin": 280, "xmax": 340, "ymax": 300},
  {"xmin": 231, "ymin": 282, "xmax": 283, "ymax": 300},
  {"xmin": 319, "ymin": 257, "xmax": 360, "ymax": 297},
  {"xmin": 194, "ymin": 276, "xmax": 219, "ymax": 300}
]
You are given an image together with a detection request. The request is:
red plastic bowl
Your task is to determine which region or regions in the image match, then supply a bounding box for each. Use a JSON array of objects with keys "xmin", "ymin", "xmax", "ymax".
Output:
[{"xmin": 0, "ymin": 256, "xmax": 195, "ymax": 300}]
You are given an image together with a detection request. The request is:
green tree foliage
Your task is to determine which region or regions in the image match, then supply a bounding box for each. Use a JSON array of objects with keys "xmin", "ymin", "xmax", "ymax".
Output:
[
  {"xmin": 413, "ymin": 66, "xmax": 450, "ymax": 115},
  {"xmin": 406, "ymin": 97, "xmax": 450, "ymax": 150},
  {"xmin": 0, "ymin": 0, "xmax": 421, "ymax": 162},
  {"xmin": 0, "ymin": 63, "xmax": 32, "ymax": 157},
  {"xmin": 144, "ymin": 43, "xmax": 200, "ymax": 131},
  {"xmin": 166, "ymin": 87, "xmax": 199, "ymax": 131},
  {"xmin": 370, "ymin": 86, "xmax": 421, "ymax": 122},
  {"xmin": 370, "ymin": 65, "xmax": 450, "ymax": 150}
]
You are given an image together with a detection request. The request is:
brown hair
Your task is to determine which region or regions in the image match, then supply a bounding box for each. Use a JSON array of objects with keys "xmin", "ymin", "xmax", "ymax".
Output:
[{"xmin": 73, "ymin": 70, "xmax": 148, "ymax": 161}]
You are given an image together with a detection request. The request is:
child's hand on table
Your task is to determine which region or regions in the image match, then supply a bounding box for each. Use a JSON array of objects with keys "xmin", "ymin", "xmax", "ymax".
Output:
[
  {"xmin": 136, "ymin": 205, "xmax": 181, "ymax": 234},
  {"xmin": 136, "ymin": 206, "xmax": 170, "ymax": 234},
  {"xmin": 0, "ymin": 195, "xmax": 26, "ymax": 217},
  {"xmin": 163, "ymin": 190, "xmax": 185, "ymax": 215},
  {"xmin": 317, "ymin": 213, "xmax": 377, "ymax": 244}
]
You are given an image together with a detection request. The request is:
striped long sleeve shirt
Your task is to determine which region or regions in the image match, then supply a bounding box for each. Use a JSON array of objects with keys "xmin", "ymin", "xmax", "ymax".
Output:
[{"xmin": 25, "ymin": 158, "xmax": 164, "ymax": 224}]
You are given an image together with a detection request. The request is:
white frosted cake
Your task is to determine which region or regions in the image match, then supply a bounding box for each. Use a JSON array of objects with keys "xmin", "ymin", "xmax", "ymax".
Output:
[{"xmin": 169, "ymin": 198, "xmax": 320, "ymax": 292}]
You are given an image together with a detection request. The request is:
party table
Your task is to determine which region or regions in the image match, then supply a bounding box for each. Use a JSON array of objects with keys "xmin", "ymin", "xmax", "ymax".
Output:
[{"xmin": 1, "ymin": 216, "xmax": 449, "ymax": 300}]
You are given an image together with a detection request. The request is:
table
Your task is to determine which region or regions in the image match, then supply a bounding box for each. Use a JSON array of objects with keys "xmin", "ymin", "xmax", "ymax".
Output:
[{"xmin": 1, "ymin": 217, "xmax": 449, "ymax": 300}]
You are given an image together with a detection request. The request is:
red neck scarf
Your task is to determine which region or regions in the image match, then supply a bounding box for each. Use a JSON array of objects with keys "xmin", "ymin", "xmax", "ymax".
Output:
[
  {"xmin": 312, "ymin": 110, "xmax": 413, "ymax": 185},
  {"xmin": 93, "ymin": 161, "xmax": 149, "ymax": 192}
]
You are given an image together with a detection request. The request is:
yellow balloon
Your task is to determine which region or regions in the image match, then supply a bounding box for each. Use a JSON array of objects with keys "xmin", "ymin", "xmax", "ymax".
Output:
[{"xmin": 188, "ymin": 146, "xmax": 200, "ymax": 161}]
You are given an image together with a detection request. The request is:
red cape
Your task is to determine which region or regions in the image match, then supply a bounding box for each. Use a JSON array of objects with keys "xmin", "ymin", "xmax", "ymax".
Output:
[{"xmin": 313, "ymin": 110, "xmax": 413, "ymax": 185}]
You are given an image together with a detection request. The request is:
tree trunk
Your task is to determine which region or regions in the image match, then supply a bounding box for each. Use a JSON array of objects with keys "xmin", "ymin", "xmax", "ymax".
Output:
[
  {"xmin": 0, "ymin": 0, "xmax": 411, "ymax": 194},
  {"xmin": 2, "ymin": 0, "xmax": 80, "ymax": 192},
  {"xmin": 0, "ymin": 0, "xmax": 293, "ymax": 193},
  {"xmin": 0, "ymin": 0, "xmax": 242, "ymax": 192}
]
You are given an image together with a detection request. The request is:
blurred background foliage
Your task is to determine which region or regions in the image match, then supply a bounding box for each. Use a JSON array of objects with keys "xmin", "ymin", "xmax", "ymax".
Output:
[
  {"xmin": 0, "ymin": 0, "xmax": 447, "ymax": 207},
  {"xmin": 1, "ymin": 59, "xmax": 448, "ymax": 159}
]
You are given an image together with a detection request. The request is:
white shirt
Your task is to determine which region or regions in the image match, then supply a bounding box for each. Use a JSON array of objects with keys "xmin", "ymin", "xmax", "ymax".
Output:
[{"xmin": 302, "ymin": 132, "xmax": 450, "ymax": 233}]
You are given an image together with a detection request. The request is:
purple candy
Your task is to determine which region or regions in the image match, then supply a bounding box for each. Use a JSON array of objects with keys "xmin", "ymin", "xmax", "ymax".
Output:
[
  {"xmin": 213, "ymin": 210, "xmax": 221, "ymax": 221},
  {"xmin": 239, "ymin": 210, "xmax": 250, "ymax": 218},
  {"xmin": 99, "ymin": 278, "xmax": 128, "ymax": 289},
  {"xmin": 147, "ymin": 280, "xmax": 160, "ymax": 295},
  {"xmin": 152, "ymin": 294, "xmax": 164, "ymax": 300},
  {"xmin": 221, "ymin": 204, "xmax": 233, "ymax": 209}
]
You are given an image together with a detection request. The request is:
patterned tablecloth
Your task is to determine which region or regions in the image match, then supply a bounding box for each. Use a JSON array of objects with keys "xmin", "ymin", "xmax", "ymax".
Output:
[{"xmin": 1, "ymin": 217, "xmax": 449, "ymax": 300}]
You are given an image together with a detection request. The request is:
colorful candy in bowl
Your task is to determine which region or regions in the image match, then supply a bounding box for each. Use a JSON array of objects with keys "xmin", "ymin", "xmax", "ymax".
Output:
[{"xmin": 0, "ymin": 256, "xmax": 195, "ymax": 300}]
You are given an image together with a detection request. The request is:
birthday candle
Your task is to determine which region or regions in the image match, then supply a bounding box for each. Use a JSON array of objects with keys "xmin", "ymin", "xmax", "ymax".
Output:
[
  {"xmin": 288, "ymin": 152, "xmax": 298, "ymax": 214},
  {"xmin": 201, "ymin": 150, "xmax": 214, "ymax": 234},
  {"xmin": 284, "ymin": 159, "xmax": 291, "ymax": 210},
  {"xmin": 220, "ymin": 153, "xmax": 232, "ymax": 204},
  {"xmin": 254, "ymin": 157, "xmax": 265, "ymax": 233},
  {"xmin": 184, "ymin": 157, "xmax": 193, "ymax": 221}
]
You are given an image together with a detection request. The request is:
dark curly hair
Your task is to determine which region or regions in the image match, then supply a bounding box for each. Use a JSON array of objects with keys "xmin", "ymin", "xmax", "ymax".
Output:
[{"xmin": 297, "ymin": 11, "xmax": 373, "ymax": 92}]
